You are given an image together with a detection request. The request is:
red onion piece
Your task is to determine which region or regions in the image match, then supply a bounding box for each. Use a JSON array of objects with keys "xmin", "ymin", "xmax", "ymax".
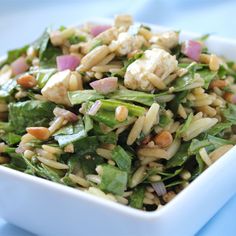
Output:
[
  {"xmin": 151, "ymin": 182, "xmax": 167, "ymax": 196},
  {"xmin": 15, "ymin": 146, "xmax": 26, "ymax": 154},
  {"xmin": 90, "ymin": 25, "xmax": 111, "ymax": 37},
  {"xmin": 56, "ymin": 55, "xmax": 80, "ymax": 71},
  {"xmin": 11, "ymin": 57, "xmax": 29, "ymax": 75},
  {"xmin": 53, "ymin": 107, "xmax": 78, "ymax": 122},
  {"xmin": 89, "ymin": 77, "xmax": 118, "ymax": 94},
  {"xmin": 181, "ymin": 40, "xmax": 202, "ymax": 61},
  {"xmin": 88, "ymin": 100, "xmax": 102, "ymax": 116}
]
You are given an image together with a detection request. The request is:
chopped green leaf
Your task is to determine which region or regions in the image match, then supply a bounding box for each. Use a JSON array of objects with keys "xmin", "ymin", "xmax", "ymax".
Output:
[
  {"xmin": 208, "ymin": 122, "xmax": 232, "ymax": 136},
  {"xmin": 8, "ymin": 100, "xmax": 56, "ymax": 134},
  {"xmin": 166, "ymin": 142, "xmax": 190, "ymax": 168},
  {"xmin": 68, "ymin": 90, "xmax": 104, "ymax": 105},
  {"xmin": 54, "ymin": 120, "xmax": 87, "ymax": 147},
  {"xmin": 198, "ymin": 70, "xmax": 217, "ymax": 89},
  {"xmin": 108, "ymin": 89, "xmax": 155, "ymax": 106},
  {"xmin": 112, "ymin": 146, "xmax": 132, "ymax": 172},
  {"xmin": 176, "ymin": 113, "xmax": 193, "ymax": 137},
  {"xmin": 99, "ymin": 165, "xmax": 128, "ymax": 195},
  {"xmin": 1, "ymin": 45, "xmax": 29, "ymax": 67},
  {"xmin": 129, "ymin": 186, "xmax": 145, "ymax": 209},
  {"xmin": 68, "ymin": 35, "xmax": 86, "ymax": 44},
  {"xmin": 221, "ymin": 103, "xmax": 236, "ymax": 124}
]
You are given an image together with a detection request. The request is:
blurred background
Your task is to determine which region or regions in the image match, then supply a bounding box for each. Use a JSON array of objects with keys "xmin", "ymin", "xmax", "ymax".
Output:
[
  {"xmin": 0, "ymin": 0, "xmax": 236, "ymax": 235},
  {"xmin": 0, "ymin": 0, "xmax": 236, "ymax": 55}
]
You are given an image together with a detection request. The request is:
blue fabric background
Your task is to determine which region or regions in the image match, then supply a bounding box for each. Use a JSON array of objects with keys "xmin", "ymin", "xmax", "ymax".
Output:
[{"xmin": 0, "ymin": 0, "xmax": 236, "ymax": 235}]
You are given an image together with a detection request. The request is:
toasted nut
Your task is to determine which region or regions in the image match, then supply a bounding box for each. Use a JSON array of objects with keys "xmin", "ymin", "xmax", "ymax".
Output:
[
  {"xmin": 115, "ymin": 105, "xmax": 128, "ymax": 122},
  {"xmin": 210, "ymin": 79, "xmax": 227, "ymax": 89},
  {"xmin": 0, "ymin": 156, "xmax": 9, "ymax": 164},
  {"xmin": 162, "ymin": 191, "xmax": 176, "ymax": 203},
  {"xmin": 224, "ymin": 92, "xmax": 236, "ymax": 104},
  {"xmin": 26, "ymin": 127, "xmax": 50, "ymax": 140},
  {"xmin": 17, "ymin": 74, "xmax": 37, "ymax": 88},
  {"xmin": 209, "ymin": 54, "xmax": 220, "ymax": 71},
  {"xmin": 153, "ymin": 131, "xmax": 173, "ymax": 148},
  {"xmin": 199, "ymin": 53, "xmax": 210, "ymax": 64}
]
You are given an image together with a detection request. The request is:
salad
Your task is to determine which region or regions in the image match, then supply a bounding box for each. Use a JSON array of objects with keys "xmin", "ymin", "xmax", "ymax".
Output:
[{"xmin": 0, "ymin": 15, "xmax": 236, "ymax": 211}]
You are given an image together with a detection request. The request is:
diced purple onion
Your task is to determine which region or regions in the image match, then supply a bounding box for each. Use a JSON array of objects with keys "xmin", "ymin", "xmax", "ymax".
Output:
[
  {"xmin": 89, "ymin": 77, "xmax": 118, "ymax": 94},
  {"xmin": 56, "ymin": 55, "xmax": 80, "ymax": 71},
  {"xmin": 90, "ymin": 25, "xmax": 111, "ymax": 37},
  {"xmin": 88, "ymin": 100, "xmax": 102, "ymax": 116},
  {"xmin": 53, "ymin": 107, "xmax": 78, "ymax": 122},
  {"xmin": 152, "ymin": 182, "xmax": 167, "ymax": 196},
  {"xmin": 181, "ymin": 40, "xmax": 202, "ymax": 61},
  {"xmin": 11, "ymin": 57, "xmax": 29, "ymax": 75}
]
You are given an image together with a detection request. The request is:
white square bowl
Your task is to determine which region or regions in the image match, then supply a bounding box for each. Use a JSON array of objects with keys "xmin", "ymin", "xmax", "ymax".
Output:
[{"xmin": 1, "ymin": 19, "xmax": 236, "ymax": 236}]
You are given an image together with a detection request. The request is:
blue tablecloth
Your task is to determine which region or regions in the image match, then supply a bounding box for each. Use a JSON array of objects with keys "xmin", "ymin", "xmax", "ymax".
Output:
[{"xmin": 0, "ymin": 0, "xmax": 236, "ymax": 235}]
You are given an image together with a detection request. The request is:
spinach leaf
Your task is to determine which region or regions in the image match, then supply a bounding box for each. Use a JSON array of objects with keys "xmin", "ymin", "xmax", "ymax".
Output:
[
  {"xmin": 176, "ymin": 113, "xmax": 193, "ymax": 137},
  {"xmin": 1, "ymin": 45, "xmax": 29, "ymax": 67},
  {"xmin": 33, "ymin": 29, "xmax": 62, "ymax": 68},
  {"xmin": 40, "ymin": 43, "xmax": 62, "ymax": 68},
  {"xmin": 68, "ymin": 35, "xmax": 86, "ymax": 44},
  {"xmin": 0, "ymin": 132, "xmax": 21, "ymax": 145},
  {"xmin": 207, "ymin": 135, "xmax": 234, "ymax": 148},
  {"xmin": 129, "ymin": 186, "xmax": 145, "ymax": 209},
  {"xmin": 84, "ymin": 115, "xmax": 93, "ymax": 132},
  {"xmin": 188, "ymin": 139, "xmax": 211, "ymax": 156},
  {"xmin": 198, "ymin": 70, "xmax": 217, "ymax": 89},
  {"xmin": 79, "ymin": 154, "xmax": 104, "ymax": 176},
  {"xmin": 221, "ymin": 104, "xmax": 236, "ymax": 124},
  {"xmin": 32, "ymin": 29, "xmax": 50, "ymax": 58},
  {"xmin": 108, "ymin": 89, "xmax": 155, "ymax": 106},
  {"xmin": 73, "ymin": 133, "xmax": 117, "ymax": 155},
  {"xmin": 207, "ymin": 122, "xmax": 232, "ymax": 136},
  {"xmin": 100, "ymin": 99, "xmax": 145, "ymax": 116},
  {"xmin": 166, "ymin": 142, "xmax": 190, "ymax": 168},
  {"xmin": 54, "ymin": 123, "xmax": 74, "ymax": 136},
  {"xmin": 168, "ymin": 90, "xmax": 188, "ymax": 114},
  {"xmin": 68, "ymin": 90, "xmax": 104, "ymax": 105},
  {"xmin": 172, "ymin": 74, "xmax": 199, "ymax": 92},
  {"xmin": 0, "ymin": 122, "xmax": 12, "ymax": 132},
  {"xmin": 191, "ymin": 154, "xmax": 205, "ymax": 180},
  {"xmin": 91, "ymin": 109, "xmax": 134, "ymax": 128},
  {"xmin": 0, "ymin": 79, "xmax": 17, "ymax": 99},
  {"xmin": 35, "ymin": 68, "xmax": 56, "ymax": 88},
  {"xmin": 112, "ymin": 146, "xmax": 132, "ymax": 172},
  {"xmin": 54, "ymin": 120, "xmax": 87, "ymax": 147},
  {"xmin": 159, "ymin": 114, "xmax": 172, "ymax": 128},
  {"xmin": 8, "ymin": 100, "xmax": 56, "ymax": 134},
  {"xmin": 99, "ymin": 165, "xmax": 128, "ymax": 195}
]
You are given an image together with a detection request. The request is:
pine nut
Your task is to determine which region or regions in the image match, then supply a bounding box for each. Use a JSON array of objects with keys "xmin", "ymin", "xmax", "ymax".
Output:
[
  {"xmin": 26, "ymin": 127, "xmax": 50, "ymax": 140},
  {"xmin": 115, "ymin": 105, "xmax": 128, "ymax": 122},
  {"xmin": 163, "ymin": 191, "xmax": 176, "ymax": 203},
  {"xmin": 17, "ymin": 74, "xmax": 37, "ymax": 88},
  {"xmin": 199, "ymin": 53, "xmax": 210, "ymax": 64},
  {"xmin": 210, "ymin": 79, "xmax": 227, "ymax": 89},
  {"xmin": 224, "ymin": 92, "xmax": 236, "ymax": 104},
  {"xmin": 0, "ymin": 156, "xmax": 9, "ymax": 164},
  {"xmin": 153, "ymin": 131, "xmax": 173, "ymax": 148},
  {"xmin": 68, "ymin": 72, "xmax": 83, "ymax": 91},
  {"xmin": 209, "ymin": 54, "xmax": 220, "ymax": 71}
]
